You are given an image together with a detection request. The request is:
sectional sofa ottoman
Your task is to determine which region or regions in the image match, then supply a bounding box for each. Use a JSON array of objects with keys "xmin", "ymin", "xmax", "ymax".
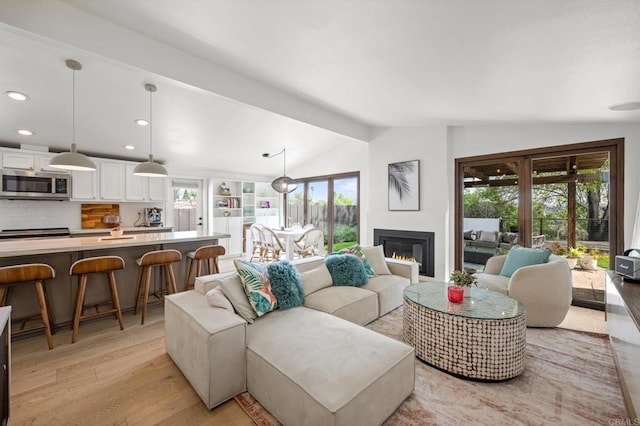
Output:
[{"xmin": 165, "ymin": 248, "xmax": 418, "ymax": 425}]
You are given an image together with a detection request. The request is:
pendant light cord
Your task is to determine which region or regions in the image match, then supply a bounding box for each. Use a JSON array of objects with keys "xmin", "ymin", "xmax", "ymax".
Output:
[
  {"xmin": 72, "ymin": 67, "xmax": 75, "ymax": 146},
  {"xmin": 149, "ymin": 86, "xmax": 153, "ymax": 157}
]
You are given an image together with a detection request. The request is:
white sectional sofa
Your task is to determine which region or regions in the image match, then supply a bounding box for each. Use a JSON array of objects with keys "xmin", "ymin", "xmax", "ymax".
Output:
[{"xmin": 165, "ymin": 248, "xmax": 418, "ymax": 425}]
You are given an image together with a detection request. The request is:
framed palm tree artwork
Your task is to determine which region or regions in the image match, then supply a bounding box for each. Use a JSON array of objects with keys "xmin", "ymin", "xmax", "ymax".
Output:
[{"xmin": 388, "ymin": 160, "xmax": 420, "ymax": 211}]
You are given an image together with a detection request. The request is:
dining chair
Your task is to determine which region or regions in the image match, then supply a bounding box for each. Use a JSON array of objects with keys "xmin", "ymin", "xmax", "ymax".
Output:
[
  {"xmin": 261, "ymin": 227, "xmax": 287, "ymax": 262},
  {"xmin": 293, "ymin": 227, "xmax": 324, "ymax": 258},
  {"xmin": 302, "ymin": 224, "xmax": 315, "ymax": 230},
  {"xmin": 248, "ymin": 224, "xmax": 266, "ymax": 262}
]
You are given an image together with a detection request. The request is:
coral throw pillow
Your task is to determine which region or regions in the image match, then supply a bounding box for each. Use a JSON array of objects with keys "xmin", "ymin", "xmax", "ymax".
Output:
[{"xmin": 234, "ymin": 260, "xmax": 277, "ymax": 316}]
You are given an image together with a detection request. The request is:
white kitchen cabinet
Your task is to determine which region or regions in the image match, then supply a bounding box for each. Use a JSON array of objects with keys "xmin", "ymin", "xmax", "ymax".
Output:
[
  {"xmin": 147, "ymin": 176, "xmax": 166, "ymax": 201},
  {"xmin": 2, "ymin": 152, "xmax": 34, "ymax": 170},
  {"xmin": 125, "ymin": 164, "xmax": 146, "ymax": 200},
  {"xmin": 71, "ymin": 168, "xmax": 98, "ymax": 200},
  {"xmin": 99, "ymin": 161, "xmax": 125, "ymax": 200},
  {"xmin": 37, "ymin": 155, "xmax": 68, "ymax": 173},
  {"xmin": 213, "ymin": 216, "xmax": 243, "ymax": 257},
  {"xmin": 124, "ymin": 164, "xmax": 166, "ymax": 201},
  {"xmin": 100, "ymin": 161, "xmax": 124, "ymax": 201}
]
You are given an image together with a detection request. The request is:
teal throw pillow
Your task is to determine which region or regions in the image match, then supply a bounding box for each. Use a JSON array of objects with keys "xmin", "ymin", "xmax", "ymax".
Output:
[
  {"xmin": 325, "ymin": 254, "xmax": 369, "ymax": 287},
  {"xmin": 334, "ymin": 244, "xmax": 376, "ymax": 277},
  {"xmin": 499, "ymin": 245, "xmax": 552, "ymax": 278},
  {"xmin": 266, "ymin": 261, "xmax": 304, "ymax": 310},
  {"xmin": 234, "ymin": 260, "xmax": 277, "ymax": 316}
]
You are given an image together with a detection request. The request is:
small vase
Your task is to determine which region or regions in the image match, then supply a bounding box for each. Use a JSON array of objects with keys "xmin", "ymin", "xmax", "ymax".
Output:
[
  {"xmin": 447, "ymin": 286, "xmax": 464, "ymax": 303},
  {"xmin": 463, "ymin": 286, "xmax": 471, "ymax": 298}
]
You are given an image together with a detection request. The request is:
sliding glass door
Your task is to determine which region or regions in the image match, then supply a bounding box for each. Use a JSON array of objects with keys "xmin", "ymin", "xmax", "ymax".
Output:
[
  {"xmin": 455, "ymin": 139, "xmax": 623, "ymax": 310},
  {"xmin": 287, "ymin": 172, "xmax": 359, "ymax": 253}
]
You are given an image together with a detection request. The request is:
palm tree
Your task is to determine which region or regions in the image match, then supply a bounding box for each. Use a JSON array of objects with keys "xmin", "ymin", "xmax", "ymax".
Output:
[{"xmin": 389, "ymin": 162, "xmax": 415, "ymax": 201}]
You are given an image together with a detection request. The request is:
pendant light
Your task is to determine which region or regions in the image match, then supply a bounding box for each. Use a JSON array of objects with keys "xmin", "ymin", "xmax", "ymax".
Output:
[
  {"xmin": 263, "ymin": 148, "xmax": 297, "ymax": 193},
  {"xmin": 49, "ymin": 59, "xmax": 97, "ymax": 171},
  {"xmin": 133, "ymin": 83, "xmax": 168, "ymax": 177}
]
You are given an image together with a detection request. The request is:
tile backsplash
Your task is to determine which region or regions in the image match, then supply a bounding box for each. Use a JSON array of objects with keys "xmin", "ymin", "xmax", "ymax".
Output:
[{"xmin": 0, "ymin": 200, "xmax": 164, "ymax": 231}]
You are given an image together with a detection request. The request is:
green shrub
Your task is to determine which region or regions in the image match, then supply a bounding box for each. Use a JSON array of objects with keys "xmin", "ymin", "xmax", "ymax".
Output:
[{"xmin": 333, "ymin": 224, "xmax": 357, "ymax": 243}]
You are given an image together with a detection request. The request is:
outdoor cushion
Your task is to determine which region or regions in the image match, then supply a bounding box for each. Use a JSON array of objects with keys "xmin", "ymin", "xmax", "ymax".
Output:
[{"xmin": 478, "ymin": 230, "xmax": 499, "ymax": 243}]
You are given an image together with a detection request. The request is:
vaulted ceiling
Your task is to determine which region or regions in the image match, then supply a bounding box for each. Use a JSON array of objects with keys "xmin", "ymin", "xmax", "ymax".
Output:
[{"xmin": 1, "ymin": 0, "xmax": 638, "ymax": 176}]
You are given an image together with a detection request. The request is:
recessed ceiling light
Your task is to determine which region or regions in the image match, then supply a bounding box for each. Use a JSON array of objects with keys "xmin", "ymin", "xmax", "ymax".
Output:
[
  {"xmin": 5, "ymin": 91, "xmax": 29, "ymax": 101},
  {"xmin": 123, "ymin": 144, "xmax": 135, "ymax": 150},
  {"xmin": 135, "ymin": 119, "xmax": 149, "ymax": 126},
  {"xmin": 609, "ymin": 102, "xmax": 640, "ymax": 111},
  {"xmin": 17, "ymin": 129, "xmax": 35, "ymax": 136}
]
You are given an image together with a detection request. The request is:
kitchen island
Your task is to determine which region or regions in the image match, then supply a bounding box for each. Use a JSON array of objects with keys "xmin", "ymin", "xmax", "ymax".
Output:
[{"xmin": 0, "ymin": 231, "xmax": 230, "ymax": 331}]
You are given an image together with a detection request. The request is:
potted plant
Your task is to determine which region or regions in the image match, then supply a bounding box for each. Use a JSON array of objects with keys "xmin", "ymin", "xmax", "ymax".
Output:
[
  {"xmin": 564, "ymin": 246, "xmax": 584, "ymax": 269},
  {"xmin": 580, "ymin": 248, "xmax": 599, "ymax": 271},
  {"xmin": 449, "ymin": 270, "xmax": 477, "ymax": 299}
]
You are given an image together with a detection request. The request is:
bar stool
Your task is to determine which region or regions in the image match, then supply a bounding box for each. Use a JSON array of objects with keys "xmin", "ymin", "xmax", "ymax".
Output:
[
  {"xmin": 69, "ymin": 256, "xmax": 125, "ymax": 343},
  {"xmin": 184, "ymin": 245, "xmax": 226, "ymax": 291},
  {"xmin": 0, "ymin": 263, "xmax": 56, "ymax": 350},
  {"xmin": 134, "ymin": 249, "xmax": 182, "ymax": 325}
]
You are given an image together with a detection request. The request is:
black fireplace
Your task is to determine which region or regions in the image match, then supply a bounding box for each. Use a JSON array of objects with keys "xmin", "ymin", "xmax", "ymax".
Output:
[{"xmin": 374, "ymin": 229, "xmax": 434, "ymax": 277}]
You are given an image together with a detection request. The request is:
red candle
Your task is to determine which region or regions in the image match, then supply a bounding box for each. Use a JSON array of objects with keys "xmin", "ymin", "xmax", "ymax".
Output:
[{"xmin": 448, "ymin": 286, "xmax": 464, "ymax": 303}]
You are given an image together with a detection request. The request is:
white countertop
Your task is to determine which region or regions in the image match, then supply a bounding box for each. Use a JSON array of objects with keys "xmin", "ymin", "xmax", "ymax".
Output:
[
  {"xmin": 0, "ymin": 231, "xmax": 230, "ymax": 258},
  {"xmin": 70, "ymin": 226, "xmax": 174, "ymax": 234}
]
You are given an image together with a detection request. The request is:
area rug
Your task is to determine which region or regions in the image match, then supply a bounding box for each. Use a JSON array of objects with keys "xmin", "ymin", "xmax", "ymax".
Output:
[{"xmin": 236, "ymin": 307, "xmax": 627, "ymax": 425}]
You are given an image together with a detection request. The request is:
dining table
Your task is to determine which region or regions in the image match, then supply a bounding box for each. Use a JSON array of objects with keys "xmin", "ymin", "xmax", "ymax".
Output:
[{"xmin": 246, "ymin": 226, "xmax": 324, "ymax": 261}]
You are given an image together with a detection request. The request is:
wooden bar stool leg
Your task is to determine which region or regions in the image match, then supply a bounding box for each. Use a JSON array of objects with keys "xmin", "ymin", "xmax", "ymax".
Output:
[
  {"xmin": 184, "ymin": 258, "xmax": 195, "ymax": 291},
  {"xmin": 0, "ymin": 287, "xmax": 8, "ymax": 307},
  {"xmin": 34, "ymin": 280, "xmax": 54, "ymax": 350},
  {"xmin": 72, "ymin": 275, "xmax": 88, "ymax": 344},
  {"xmin": 107, "ymin": 271, "xmax": 124, "ymax": 331},
  {"xmin": 42, "ymin": 284, "xmax": 56, "ymax": 335},
  {"xmin": 196, "ymin": 261, "xmax": 203, "ymax": 281},
  {"xmin": 167, "ymin": 265, "xmax": 178, "ymax": 295},
  {"xmin": 134, "ymin": 267, "xmax": 147, "ymax": 315},
  {"xmin": 141, "ymin": 266, "xmax": 152, "ymax": 325}
]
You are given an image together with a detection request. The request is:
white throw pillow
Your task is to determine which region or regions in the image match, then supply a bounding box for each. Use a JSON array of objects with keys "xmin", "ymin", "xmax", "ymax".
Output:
[
  {"xmin": 299, "ymin": 264, "xmax": 333, "ymax": 296},
  {"xmin": 217, "ymin": 273, "xmax": 257, "ymax": 323},
  {"xmin": 361, "ymin": 245, "xmax": 392, "ymax": 275},
  {"xmin": 206, "ymin": 287, "xmax": 234, "ymax": 312}
]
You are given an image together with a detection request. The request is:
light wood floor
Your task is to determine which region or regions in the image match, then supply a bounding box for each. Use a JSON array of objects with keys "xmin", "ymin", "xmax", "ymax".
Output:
[
  {"xmin": 11, "ymin": 307, "xmax": 253, "ymax": 425},
  {"xmin": 10, "ymin": 260, "xmax": 607, "ymax": 425}
]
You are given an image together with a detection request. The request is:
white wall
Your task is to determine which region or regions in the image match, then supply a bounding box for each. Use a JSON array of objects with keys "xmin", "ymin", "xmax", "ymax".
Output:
[
  {"xmin": 288, "ymin": 139, "xmax": 370, "ymax": 242},
  {"xmin": 368, "ymin": 127, "xmax": 450, "ymax": 280}
]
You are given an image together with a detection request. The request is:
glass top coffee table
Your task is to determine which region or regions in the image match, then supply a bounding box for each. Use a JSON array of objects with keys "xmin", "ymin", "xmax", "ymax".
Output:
[{"xmin": 403, "ymin": 282, "xmax": 526, "ymax": 381}]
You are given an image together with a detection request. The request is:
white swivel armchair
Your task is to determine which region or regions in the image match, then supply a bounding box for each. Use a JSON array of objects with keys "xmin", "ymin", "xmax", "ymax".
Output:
[{"xmin": 475, "ymin": 254, "xmax": 572, "ymax": 327}]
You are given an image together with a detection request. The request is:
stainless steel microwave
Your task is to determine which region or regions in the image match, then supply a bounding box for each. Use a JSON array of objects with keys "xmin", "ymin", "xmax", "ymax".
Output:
[{"xmin": 0, "ymin": 169, "xmax": 71, "ymax": 200}]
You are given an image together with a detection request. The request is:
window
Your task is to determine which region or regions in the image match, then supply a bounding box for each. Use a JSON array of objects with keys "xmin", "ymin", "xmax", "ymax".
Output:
[{"xmin": 287, "ymin": 172, "xmax": 360, "ymax": 253}]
